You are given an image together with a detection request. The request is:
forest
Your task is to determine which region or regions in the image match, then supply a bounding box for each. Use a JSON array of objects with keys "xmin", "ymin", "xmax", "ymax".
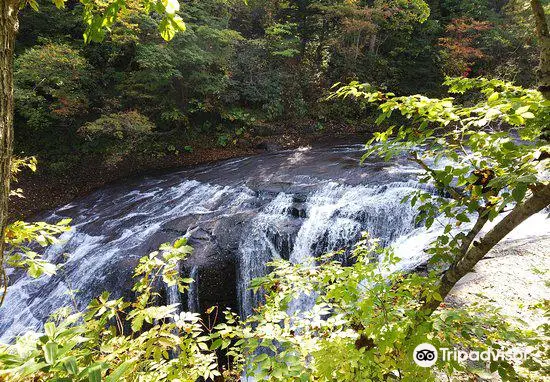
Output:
[{"xmin": 0, "ymin": 0, "xmax": 549, "ymax": 381}]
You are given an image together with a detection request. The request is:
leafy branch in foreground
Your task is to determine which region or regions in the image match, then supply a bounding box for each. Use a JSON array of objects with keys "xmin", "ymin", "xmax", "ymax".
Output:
[
  {"xmin": 217, "ymin": 237, "xmax": 546, "ymax": 381},
  {"xmin": 330, "ymin": 77, "xmax": 550, "ymax": 315},
  {"xmin": 2, "ymin": 236, "xmax": 544, "ymax": 381},
  {"xmin": 0, "ymin": 238, "xmax": 243, "ymax": 382},
  {"xmin": 0, "ymin": 157, "xmax": 71, "ymax": 304}
]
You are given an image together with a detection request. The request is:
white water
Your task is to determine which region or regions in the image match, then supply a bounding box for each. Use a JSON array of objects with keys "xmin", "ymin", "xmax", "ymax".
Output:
[
  {"xmin": 187, "ymin": 266, "xmax": 200, "ymax": 313},
  {"xmin": 236, "ymin": 180, "xmax": 437, "ymax": 317}
]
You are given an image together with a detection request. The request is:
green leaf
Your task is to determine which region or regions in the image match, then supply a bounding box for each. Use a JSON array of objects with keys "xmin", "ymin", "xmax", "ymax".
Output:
[
  {"xmin": 515, "ymin": 105, "xmax": 530, "ymax": 115},
  {"xmin": 57, "ymin": 218, "xmax": 72, "ymax": 226},
  {"xmin": 487, "ymin": 92, "xmax": 499, "ymax": 102},
  {"xmin": 425, "ymin": 216, "xmax": 434, "ymax": 229},
  {"xmin": 63, "ymin": 357, "xmax": 78, "ymax": 375},
  {"xmin": 88, "ymin": 365, "xmax": 102, "ymax": 382},
  {"xmin": 512, "ymin": 183, "xmax": 528, "ymax": 203},
  {"xmin": 19, "ymin": 361, "xmax": 49, "ymax": 377},
  {"xmin": 106, "ymin": 360, "xmax": 134, "ymax": 382},
  {"xmin": 210, "ymin": 338, "xmax": 223, "ymax": 350},
  {"xmin": 131, "ymin": 314, "xmax": 144, "ymax": 332},
  {"xmin": 28, "ymin": 0, "xmax": 39, "ymax": 11},
  {"xmin": 162, "ymin": 0, "xmax": 180, "ymax": 13},
  {"xmin": 28, "ymin": 263, "xmax": 42, "ymax": 278},
  {"xmin": 44, "ymin": 322, "xmax": 56, "ymax": 338},
  {"xmin": 43, "ymin": 342, "xmax": 58, "ymax": 365},
  {"xmin": 456, "ymin": 213, "xmax": 470, "ymax": 223},
  {"xmin": 507, "ymin": 114, "xmax": 525, "ymax": 125},
  {"xmin": 51, "ymin": 0, "xmax": 65, "ymax": 9},
  {"xmin": 159, "ymin": 18, "xmax": 176, "ymax": 41},
  {"xmin": 173, "ymin": 237, "xmax": 187, "ymax": 248}
]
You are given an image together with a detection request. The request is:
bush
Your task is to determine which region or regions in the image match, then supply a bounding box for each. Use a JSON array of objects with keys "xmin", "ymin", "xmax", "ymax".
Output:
[
  {"xmin": 78, "ymin": 111, "xmax": 155, "ymax": 155},
  {"xmin": 14, "ymin": 42, "xmax": 93, "ymax": 156},
  {"xmin": 15, "ymin": 42, "xmax": 91, "ymax": 133}
]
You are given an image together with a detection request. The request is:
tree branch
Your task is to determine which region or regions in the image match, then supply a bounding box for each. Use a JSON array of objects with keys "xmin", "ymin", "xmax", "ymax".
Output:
[
  {"xmin": 424, "ymin": 183, "xmax": 550, "ymax": 314},
  {"xmin": 409, "ymin": 152, "xmax": 466, "ymax": 201},
  {"xmin": 458, "ymin": 209, "xmax": 490, "ymax": 255}
]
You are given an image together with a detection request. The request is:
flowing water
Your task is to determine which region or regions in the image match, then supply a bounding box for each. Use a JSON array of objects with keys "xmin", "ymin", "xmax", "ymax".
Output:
[{"xmin": 0, "ymin": 144, "xmax": 547, "ymax": 342}]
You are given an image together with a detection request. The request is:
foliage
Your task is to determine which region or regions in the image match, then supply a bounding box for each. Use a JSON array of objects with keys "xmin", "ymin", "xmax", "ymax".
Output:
[
  {"xmin": 79, "ymin": 111, "xmax": 154, "ymax": 142},
  {"xmin": 4, "ymin": 220, "xmax": 71, "ymax": 280},
  {"xmin": 330, "ymin": 77, "xmax": 549, "ymax": 265},
  {"xmin": 0, "ymin": 238, "xmax": 234, "ymax": 382},
  {"xmin": 9, "ymin": 157, "xmax": 37, "ymax": 199},
  {"xmin": 438, "ymin": 0, "xmax": 540, "ymax": 83},
  {"xmin": 439, "ymin": 18, "xmax": 493, "ymax": 77},
  {"xmin": 219, "ymin": 237, "xmax": 542, "ymax": 381},
  {"xmin": 1, "ymin": 236, "xmax": 544, "ymax": 381},
  {"xmin": 1, "ymin": 159, "xmax": 71, "ymax": 303},
  {"xmin": 13, "ymin": 0, "xmax": 544, "ymax": 163},
  {"xmin": 14, "ymin": 42, "xmax": 91, "ymax": 135}
]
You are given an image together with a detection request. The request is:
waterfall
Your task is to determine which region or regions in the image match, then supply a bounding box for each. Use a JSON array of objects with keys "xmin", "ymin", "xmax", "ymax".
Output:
[
  {"xmin": 2, "ymin": 145, "xmax": 545, "ymax": 342},
  {"xmin": 0, "ymin": 179, "xmax": 256, "ymax": 342},
  {"xmin": 237, "ymin": 193, "xmax": 294, "ymax": 317},
  {"xmin": 187, "ymin": 266, "xmax": 200, "ymax": 313},
  {"xmin": 166, "ymin": 226, "xmax": 203, "ymax": 316},
  {"xmin": 236, "ymin": 181, "xmax": 426, "ymax": 317},
  {"xmin": 166, "ymin": 261, "xmax": 182, "ymax": 314}
]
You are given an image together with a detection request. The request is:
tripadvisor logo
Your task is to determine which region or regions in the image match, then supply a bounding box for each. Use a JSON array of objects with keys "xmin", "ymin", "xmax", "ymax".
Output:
[
  {"xmin": 413, "ymin": 343, "xmax": 438, "ymax": 367},
  {"xmin": 413, "ymin": 342, "xmax": 530, "ymax": 368}
]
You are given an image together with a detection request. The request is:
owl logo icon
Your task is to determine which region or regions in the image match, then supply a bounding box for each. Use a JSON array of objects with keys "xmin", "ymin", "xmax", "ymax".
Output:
[{"xmin": 413, "ymin": 343, "xmax": 438, "ymax": 367}]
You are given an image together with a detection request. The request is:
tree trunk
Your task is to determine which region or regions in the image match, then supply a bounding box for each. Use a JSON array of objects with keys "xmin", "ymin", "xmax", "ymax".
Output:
[
  {"xmin": 420, "ymin": 0, "xmax": 550, "ymax": 316},
  {"xmin": 368, "ymin": 33, "xmax": 376, "ymax": 53},
  {"xmin": 530, "ymin": 0, "xmax": 550, "ymax": 100},
  {"xmin": 0, "ymin": 0, "xmax": 18, "ymax": 303},
  {"xmin": 424, "ymin": 183, "xmax": 550, "ymax": 314}
]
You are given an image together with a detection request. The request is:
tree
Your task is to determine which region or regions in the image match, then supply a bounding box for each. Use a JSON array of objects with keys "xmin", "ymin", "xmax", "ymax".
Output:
[
  {"xmin": 531, "ymin": 0, "xmax": 550, "ymax": 100},
  {"xmin": 438, "ymin": 17, "xmax": 492, "ymax": 77},
  {"xmin": 0, "ymin": 0, "xmax": 185, "ymax": 303},
  {"xmin": 14, "ymin": 42, "xmax": 92, "ymax": 153},
  {"xmin": 331, "ymin": 0, "xmax": 549, "ymax": 314},
  {"xmin": 332, "ymin": 76, "xmax": 550, "ymax": 310}
]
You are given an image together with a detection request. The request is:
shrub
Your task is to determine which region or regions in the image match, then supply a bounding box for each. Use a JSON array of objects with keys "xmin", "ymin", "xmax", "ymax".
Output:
[
  {"xmin": 79, "ymin": 111, "xmax": 155, "ymax": 141},
  {"xmin": 15, "ymin": 42, "xmax": 91, "ymax": 133}
]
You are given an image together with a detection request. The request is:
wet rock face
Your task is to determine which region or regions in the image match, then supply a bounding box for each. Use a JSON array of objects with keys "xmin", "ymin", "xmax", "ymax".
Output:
[
  {"xmin": 198, "ymin": 256, "xmax": 239, "ymax": 312},
  {"xmin": 255, "ymin": 141, "xmax": 284, "ymax": 153},
  {"xmin": 160, "ymin": 210, "xmax": 260, "ymax": 314}
]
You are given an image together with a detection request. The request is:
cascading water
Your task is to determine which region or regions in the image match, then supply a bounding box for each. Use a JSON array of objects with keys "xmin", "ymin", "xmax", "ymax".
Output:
[
  {"xmin": 237, "ymin": 193, "xmax": 295, "ymax": 317},
  {"xmin": 0, "ymin": 180, "xmax": 257, "ymax": 342},
  {"xmin": 1, "ymin": 144, "xmax": 546, "ymax": 342},
  {"xmin": 236, "ymin": 180, "xmax": 429, "ymax": 317},
  {"xmin": 187, "ymin": 266, "xmax": 200, "ymax": 313},
  {"xmin": 166, "ymin": 261, "xmax": 182, "ymax": 312}
]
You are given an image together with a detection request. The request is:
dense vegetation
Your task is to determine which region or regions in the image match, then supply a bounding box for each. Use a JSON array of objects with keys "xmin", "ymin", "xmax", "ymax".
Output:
[
  {"xmin": 11, "ymin": 0, "xmax": 543, "ymax": 169},
  {"xmin": 0, "ymin": 0, "xmax": 549, "ymax": 381}
]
